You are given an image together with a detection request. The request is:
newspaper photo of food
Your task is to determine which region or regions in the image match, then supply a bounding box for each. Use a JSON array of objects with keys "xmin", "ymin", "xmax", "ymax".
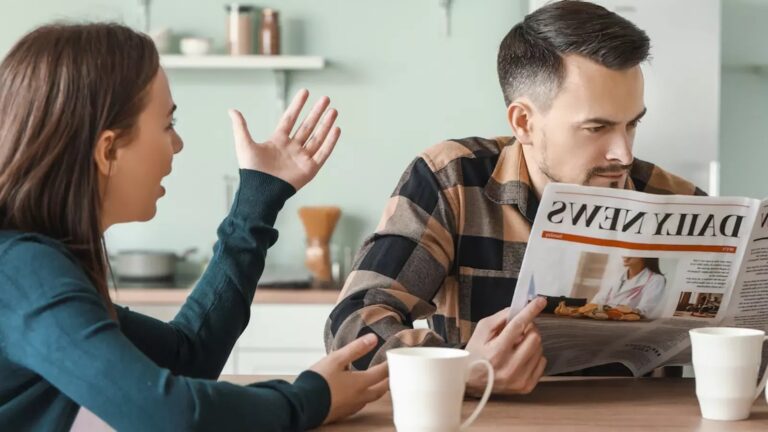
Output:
[{"xmin": 554, "ymin": 301, "xmax": 644, "ymax": 321}]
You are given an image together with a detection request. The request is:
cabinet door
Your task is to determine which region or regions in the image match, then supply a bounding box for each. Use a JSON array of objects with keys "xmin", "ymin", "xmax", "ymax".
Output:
[
  {"xmin": 236, "ymin": 350, "xmax": 326, "ymax": 375},
  {"xmin": 239, "ymin": 304, "xmax": 334, "ymax": 350},
  {"xmin": 528, "ymin": 0, "xmax": 721, "ymax": 193},
  {"xmin": 235, "ymin": 304, "xmax": 333, "ymax": 374}
]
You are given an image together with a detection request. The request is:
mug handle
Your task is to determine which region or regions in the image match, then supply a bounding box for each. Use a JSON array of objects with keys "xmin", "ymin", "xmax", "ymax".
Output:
[
  {"xmin": 460, "ymin": 359, "xmax": 494, "ymax": 431},
  {"xmin": 754, "ymin": 336, "xmax": 768, "ymax": 401}
]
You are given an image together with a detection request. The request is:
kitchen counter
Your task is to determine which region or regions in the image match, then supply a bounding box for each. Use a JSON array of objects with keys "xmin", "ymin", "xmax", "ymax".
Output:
[{"xmin": 110, "ymin": 287, "xmax": 341, "ymax": 305}]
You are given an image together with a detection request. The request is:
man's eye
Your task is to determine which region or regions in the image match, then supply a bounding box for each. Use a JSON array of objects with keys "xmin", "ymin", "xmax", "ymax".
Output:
[
  {"xmin": 628, "ymin": 120, "xmax": 641, "ymax": 130},
  {"xmin": 585, "ymin": 125, "xmax": 605, "ymax": 133}
]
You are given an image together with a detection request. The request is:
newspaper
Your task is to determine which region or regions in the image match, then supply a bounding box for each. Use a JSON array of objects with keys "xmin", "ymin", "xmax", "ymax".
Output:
[{"xmin": 509, "ymin": 183, "xmax": 768, "ymax": 376}]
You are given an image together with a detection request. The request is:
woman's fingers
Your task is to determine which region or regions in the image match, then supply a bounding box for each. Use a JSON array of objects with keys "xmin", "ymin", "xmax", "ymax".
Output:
[
  {"xmin": 304, "ymin": 108, "xmax": 338, "ymax": 156},
  {"xmin": 292, "ymin": 96, "xmax": 330, "ymax": 144},
  {"xmin": 312, "ymin": 126, "xmax": 341, "ymax": 167},
  {"xmin": 273, "ymin": 89, "xmax": 310, "ymax": 139},
  {"xmin": 358, "ymin": 362, "xmax": 389, "ymax": 387},
  {"xmin": 330, "ymin": 333, "xmax": 378, "ymax": 367},
  {"xmin": 363, "ymin": 378, "xmax": 390, "ymax": 403},
  {"xmin": 227, "ymin": 109, "xmax": 253, "ymax": 145}
]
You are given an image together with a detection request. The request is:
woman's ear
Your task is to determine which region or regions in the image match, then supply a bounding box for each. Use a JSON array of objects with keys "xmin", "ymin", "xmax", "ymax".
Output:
[
  {"xmin": 507, "ymin": 98, "xmax": 536, "ymax": 146},
  {"xmin": 93, "ymin": 130, "xmax": 117, "ymax": 177}
]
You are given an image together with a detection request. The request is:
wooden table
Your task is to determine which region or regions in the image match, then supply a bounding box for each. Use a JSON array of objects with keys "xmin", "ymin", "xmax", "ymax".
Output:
[{"xmin": 224, "ymin": 376, "xmax": 768, "ymax": 431}]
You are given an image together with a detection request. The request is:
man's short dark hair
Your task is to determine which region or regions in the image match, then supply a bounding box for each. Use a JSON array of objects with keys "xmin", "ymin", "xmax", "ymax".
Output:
[{"xmin": 497, "ymin": 0, "xmax": 650, "ymax": 109}]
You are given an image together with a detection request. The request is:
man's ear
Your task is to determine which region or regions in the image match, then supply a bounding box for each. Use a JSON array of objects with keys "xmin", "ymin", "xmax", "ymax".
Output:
[
  {"xmin": 93, "ymin": 130, "xmax": 118, "ymax": 177},
  {"xmin": 507, "ymin": 98, "xmax": 536, "ymax": 145}
]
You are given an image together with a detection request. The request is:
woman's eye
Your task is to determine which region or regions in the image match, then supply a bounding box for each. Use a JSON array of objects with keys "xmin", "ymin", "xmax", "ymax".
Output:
[{"xmin": 167, "ymin": 117, "xmax": 177, "ymax": 130}]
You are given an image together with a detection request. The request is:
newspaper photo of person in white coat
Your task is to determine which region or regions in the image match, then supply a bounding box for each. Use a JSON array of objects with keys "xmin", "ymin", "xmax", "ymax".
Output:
[{"xmin": 591, "ymin": 257, "xmax": 666, "ymax": 318}]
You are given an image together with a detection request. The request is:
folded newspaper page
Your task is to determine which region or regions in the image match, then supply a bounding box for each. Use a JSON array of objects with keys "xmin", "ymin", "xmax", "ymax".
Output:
[{"xmin": 510, "ymin": 183, "xmax": 768, "ymax": 376}]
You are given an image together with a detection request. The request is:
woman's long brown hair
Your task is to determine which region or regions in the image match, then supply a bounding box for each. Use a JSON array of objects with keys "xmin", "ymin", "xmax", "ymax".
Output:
[{"xmin": 0, "ymin": 23, "xmax": 159, "ymax": 318}]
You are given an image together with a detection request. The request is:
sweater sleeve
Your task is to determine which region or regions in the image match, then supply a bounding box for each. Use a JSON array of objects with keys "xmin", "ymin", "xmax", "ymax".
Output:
[
  {"xmin": 0, "ymin": 170, "xmax": 331, "ymax": 431},
  {"xmin": 117, "ymin": 169, "xmax": 294, "ymax": 379}
]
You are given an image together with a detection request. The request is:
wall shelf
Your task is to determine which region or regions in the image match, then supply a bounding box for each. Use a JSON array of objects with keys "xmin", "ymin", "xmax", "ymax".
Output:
[
  {"xmin": 160, "ymin": 55, "xmax": 325, "ymax": 70},
  {"xmin": 160, "ymin": 55, "xmax": 326, "ymax": 111}
]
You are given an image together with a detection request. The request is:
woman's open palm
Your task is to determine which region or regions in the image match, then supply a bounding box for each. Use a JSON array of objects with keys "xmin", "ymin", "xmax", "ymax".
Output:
[{"xmin": 228, "ymin": 89, "xmax": 340, "ymax": 191}]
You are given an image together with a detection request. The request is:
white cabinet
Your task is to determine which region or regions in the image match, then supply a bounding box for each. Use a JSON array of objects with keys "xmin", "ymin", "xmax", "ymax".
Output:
[
  {"xmin": 528, "ymin": 0, "xmax": 721, "ymax": 194},
  {"xmin": 125, "ymin": 303, "xmax": 333, "ymax": 375},
  {"xmin": 238, "ymin": 304, "xmax": 330, "ymax": 350},
  {"xmin": 235, "ymin": 304, "xmax": 333, "ymax": 374}
]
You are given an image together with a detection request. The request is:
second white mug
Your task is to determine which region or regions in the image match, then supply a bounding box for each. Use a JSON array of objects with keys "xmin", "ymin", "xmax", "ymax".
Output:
[{"xmin": 690, "ymin": 327, "xmax": 768, "ymax": 421}]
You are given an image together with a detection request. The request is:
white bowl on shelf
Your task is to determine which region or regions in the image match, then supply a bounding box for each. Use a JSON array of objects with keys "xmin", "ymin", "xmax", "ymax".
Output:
[{"xmin": 179, "ymin": 37, "xmax": 211, "ymax": 56}]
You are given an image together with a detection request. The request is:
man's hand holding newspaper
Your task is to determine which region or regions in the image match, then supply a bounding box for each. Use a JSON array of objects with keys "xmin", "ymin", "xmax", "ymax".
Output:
[{"xmin": 466, "ymin": 298, "xmax": 547, "ymax": 395}]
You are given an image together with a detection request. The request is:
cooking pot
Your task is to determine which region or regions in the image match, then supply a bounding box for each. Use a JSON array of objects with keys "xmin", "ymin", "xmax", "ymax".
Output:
[{"xmin": 112, "ymin": 248, "xmax": 197, "ymax": 281}]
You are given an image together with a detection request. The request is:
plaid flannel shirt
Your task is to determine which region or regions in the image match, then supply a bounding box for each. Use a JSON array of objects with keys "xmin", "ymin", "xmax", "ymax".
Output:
[{"xmin": 324, "ymin": 136, "xmax": 705, "ymax": 370}]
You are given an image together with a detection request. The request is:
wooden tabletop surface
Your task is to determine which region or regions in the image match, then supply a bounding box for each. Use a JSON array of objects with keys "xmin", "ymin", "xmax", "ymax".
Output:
[{"xmin": 223, "ymin": 375, "xmax": 768, "ymax": 431}]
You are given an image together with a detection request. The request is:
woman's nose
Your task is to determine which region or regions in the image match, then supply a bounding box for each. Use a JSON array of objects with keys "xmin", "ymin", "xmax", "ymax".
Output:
[{"xmin": 173, "ymin": 132, "xmax": 184, "ymax": 154}]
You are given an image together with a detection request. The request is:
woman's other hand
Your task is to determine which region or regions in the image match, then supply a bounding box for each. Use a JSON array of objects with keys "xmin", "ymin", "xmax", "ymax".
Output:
[{"xmin": 310, "ymin": 334, "xmax": 389, "ymax": 424}]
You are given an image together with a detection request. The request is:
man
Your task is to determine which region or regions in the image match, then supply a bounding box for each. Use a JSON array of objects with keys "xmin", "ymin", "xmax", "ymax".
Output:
[{"xmin": 325, "ymin": 0, "xmax": 704, "ymax": 396}]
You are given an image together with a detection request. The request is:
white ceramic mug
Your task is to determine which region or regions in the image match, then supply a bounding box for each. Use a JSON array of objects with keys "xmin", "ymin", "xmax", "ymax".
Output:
[
  {"xmin": 386, "ymin": 347, "xmax": 494, "ymax": 432},
  {"xmin": 689, "ymin": 327, "xmax": 768, "ymax": 421}
]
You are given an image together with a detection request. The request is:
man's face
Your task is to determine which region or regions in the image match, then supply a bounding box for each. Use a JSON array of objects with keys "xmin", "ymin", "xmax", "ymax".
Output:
[{"xmin": 527, "ymin": 55, "xmax": 646, "ymax": 189}]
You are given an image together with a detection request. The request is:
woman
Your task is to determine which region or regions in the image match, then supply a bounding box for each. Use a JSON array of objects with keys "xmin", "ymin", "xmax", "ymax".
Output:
[
  {"xmin": 0, "ymin": 23, "xmax": 387, "ymax": 431},
  {"xmin": 591, "ymin": 257, "xmax": 666, "ymax": 318}
]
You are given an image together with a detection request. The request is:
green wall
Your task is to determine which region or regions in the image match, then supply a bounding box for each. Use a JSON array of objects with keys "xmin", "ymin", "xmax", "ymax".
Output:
[
  {"xmin": 1, "ymin": 1, "xmax": 524, "ymax": 274},
  {"xmin": 1, "ymin": 0, "xmax": 763, "ymax": 276},
  {"xmin": 720, "ymin": 0, "xmax": 768, "ymax": 199}
]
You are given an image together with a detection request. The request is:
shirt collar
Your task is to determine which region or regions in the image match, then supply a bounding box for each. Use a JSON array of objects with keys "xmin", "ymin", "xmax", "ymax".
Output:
[{"xmin": 482, "ymin": 138, "xmax": 538, "ymax": 222}]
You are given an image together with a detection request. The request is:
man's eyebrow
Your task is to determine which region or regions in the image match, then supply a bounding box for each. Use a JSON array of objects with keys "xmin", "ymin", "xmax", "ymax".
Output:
[
  {"xmin": 630, "ymin": 107, "xmax": 648, "ymax": 123},
  {"xmin": 578, "ymin": 107, "xmax": 647, "ymax": 126}
]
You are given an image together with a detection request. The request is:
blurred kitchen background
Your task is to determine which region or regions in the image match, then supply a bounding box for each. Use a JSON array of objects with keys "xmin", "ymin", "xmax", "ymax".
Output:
[
  {"xmin": 2, "ymin": 0, "xmax": 767, "ymax": 373},
  {"xmin": 2, "ymin": 0, "xmax": 766, "ymax": 280}
]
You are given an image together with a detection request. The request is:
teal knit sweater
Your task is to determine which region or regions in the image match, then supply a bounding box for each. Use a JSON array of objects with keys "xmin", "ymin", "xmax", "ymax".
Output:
[{"xmin": 0, "ymin": 170, "xmax": 330, "ymax": 431}]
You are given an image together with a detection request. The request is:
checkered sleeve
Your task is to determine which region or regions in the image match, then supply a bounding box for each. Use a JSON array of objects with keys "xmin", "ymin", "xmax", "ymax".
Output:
[{"xmin": 324, "ymin": 156, "xmax": 457, "ymax": 370}]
